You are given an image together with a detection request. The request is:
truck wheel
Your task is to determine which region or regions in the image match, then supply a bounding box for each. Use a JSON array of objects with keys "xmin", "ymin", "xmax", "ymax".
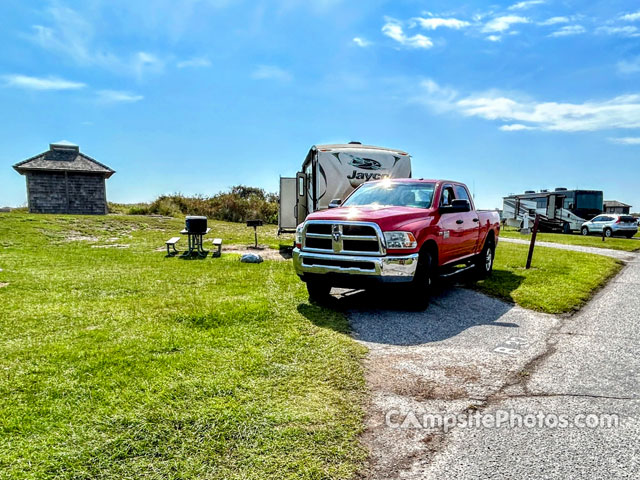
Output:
[
  {"xmin": 409, "ymin": 250, "xmax": 435, "ymax": 309},
  {"xmin": 475, "ymin": 239, "xmax": 495, "ymax": 278},
  {"xmin": 604, "ymin": 228, "xmax": 613, "ymax": 238},
  {"xmin": 581, "ymin": 227, "xmax": 589, "ymax": 236},
  {"xmin": 306, "ymin": 280, "xmax": 332, "ymax": 303}
]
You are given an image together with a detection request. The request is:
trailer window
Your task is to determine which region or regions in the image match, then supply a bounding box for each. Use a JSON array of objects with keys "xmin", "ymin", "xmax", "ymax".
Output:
[
  {"xmin": 576, "ymin": 192, "xmax": 603, "ymax": 210},
  {"xmin": 537, "ymin": 198, "xmax": 548, "ymax": 208}
]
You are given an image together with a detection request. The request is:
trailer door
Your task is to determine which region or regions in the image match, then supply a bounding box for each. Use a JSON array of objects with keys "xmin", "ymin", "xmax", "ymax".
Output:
[
  {"xmin": 546, "ymin": 194, "xmax": 557, "ymax": 220},
  {"xmin": 296, "ymin": 172, "xmax": 308, "ymax": 224},
  {"xmin": 278, "ymin": 177, "xmax": 297, "ymax": 233}
]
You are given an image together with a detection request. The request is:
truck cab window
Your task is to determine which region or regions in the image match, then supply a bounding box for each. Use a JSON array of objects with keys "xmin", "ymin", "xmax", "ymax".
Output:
[
  {"xmin": 454, "ymin": 185, "xmax": 471, "ymax": 203},
  {"xmin": 440, "ymin": 186, "xmax": 456, "ymax": 206}
]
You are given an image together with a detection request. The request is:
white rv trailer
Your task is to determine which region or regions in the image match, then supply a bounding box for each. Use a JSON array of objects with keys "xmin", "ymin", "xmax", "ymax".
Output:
[
  {"xmin": 503, "ymin": 188, "xmax": 603, "ymax": 233},
  {"xmin": 278, "ymin": 142, "xmax": 412, "ymax": 234}
]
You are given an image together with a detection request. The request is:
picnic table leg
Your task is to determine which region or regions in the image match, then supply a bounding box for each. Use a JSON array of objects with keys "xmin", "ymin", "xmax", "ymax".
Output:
[{"xmin": 198, "ymin": 234, "xmax": 206, "ymax": 256}]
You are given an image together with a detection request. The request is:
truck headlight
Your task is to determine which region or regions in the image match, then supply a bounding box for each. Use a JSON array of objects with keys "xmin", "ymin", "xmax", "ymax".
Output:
[
  {"xmin": 295, "ymin": 223, "xmax": 305, "ymax": 248},
  {"xmin": 384, "ymin": 231, "xmax": 417, "ymax": 249}
]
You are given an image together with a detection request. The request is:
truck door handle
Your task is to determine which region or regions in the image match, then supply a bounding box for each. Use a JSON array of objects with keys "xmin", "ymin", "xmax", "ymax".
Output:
[
  {"xmin": 456, "ymin": 219, "xmax": 464, "ymax": 225},
  {"xmin": 472, "ymin": 218, "xmax": 479, "ymax": 222}
]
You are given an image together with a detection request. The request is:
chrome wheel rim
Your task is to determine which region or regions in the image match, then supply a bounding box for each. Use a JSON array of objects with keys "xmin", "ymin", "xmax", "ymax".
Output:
[
  {"xmin": 605, "ymin": 229, "xmax": 612, "ymax": 237},
  {"xmin": 485, "ymin": 248, "xmax": 493, "ymax": 271}
]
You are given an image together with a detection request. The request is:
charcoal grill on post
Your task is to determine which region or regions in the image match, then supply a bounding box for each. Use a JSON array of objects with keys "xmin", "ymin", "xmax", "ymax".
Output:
[
  {"xmin": 247, "ymin": 219, "xmax": 263, "ymax": 248},
  {"xmin": 181, "ymin": 216, "xmax": 210, "ymax": 257}
]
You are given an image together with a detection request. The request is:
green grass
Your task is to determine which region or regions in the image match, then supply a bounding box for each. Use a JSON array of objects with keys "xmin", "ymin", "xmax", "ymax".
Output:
[
  {"xmin": 500, "ymin": 226, "xmax": 640, "ymax": 252},
  {"xmin": 0, "ymin": 213, "xmax": 625, "ymax": 478},
  {"xmin": 475, "ymin": 241, "xmax": 622, "ymax": 314},
  {"xmin": 0, "ymin": 213, "xmax": 364, "ymax": 480}
]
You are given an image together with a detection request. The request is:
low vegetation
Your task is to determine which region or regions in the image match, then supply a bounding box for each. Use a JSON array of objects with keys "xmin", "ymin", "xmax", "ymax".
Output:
[
  {"xmin": 475, "ymin": 241, "xmax": 622, "ymax": 314},
  {"xmin": 500, "ymin": 227, "xmax": 640, "ymax": 252},
  {"xmin": 108, "ymin": 185, "xmax": 279, "ymax": 224}
]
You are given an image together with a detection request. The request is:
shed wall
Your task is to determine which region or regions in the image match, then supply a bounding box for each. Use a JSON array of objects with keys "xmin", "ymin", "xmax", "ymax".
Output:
[{"xmin": 26, "ymin": 171, "xmax": 107, "ymax": 214}]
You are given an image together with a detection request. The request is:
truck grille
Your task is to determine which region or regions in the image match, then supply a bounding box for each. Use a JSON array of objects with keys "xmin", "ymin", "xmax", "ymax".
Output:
[{"xmin": 302, "ymin": 221, "xmax": 385, "ymax": 256}]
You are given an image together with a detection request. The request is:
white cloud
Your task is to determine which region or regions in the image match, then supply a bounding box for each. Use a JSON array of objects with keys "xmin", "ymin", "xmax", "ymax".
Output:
[
  {"xmin": 28, "ymin": 5, "xmax": 165, "ymax": 78},
  {"xmin": 382, "ymin": 20, "xmax": 433, "ymax": 49},
  {"xmin": 548, "ymin": 25, "xmax": 586, "ymax": 37},
  {"xmin": 418, "ymin": 79, "xmax": 459, "ymax": 112},
  {"xmin": 352, "ymin": 37, "xmax": 372, "ymax": 47},
  {"xmin": 596, "ymin": 25, "xmax": 639, "ymax": 36},
  {"xmin": 251, "ymin": 65, "xmax": 292, "ymax": 82},
  {"xmin": 2, "ymin": 74, "xmax": 86, "ymax": 90},
  {"xmin": 482, "ymin": 15, "xmax": 529, "ymax": 33},
  {"xmin": 620, "ymin": 11, "xmax": 640, "ymax": 22},
  {"xmin": 97, "ymin": 90, "xmax": 144, "ymax": 103},
  {"xmin": 609, "ymin": 137, "xmax": 640, "ymax": 145},
  {"xmin": 415, "ymin": 78, "xmax": 640, "ymax": 132},
  {"xmin": 618, "ymin": 57, "xmax": 640, "ymax": 74},
  {"xmin": 177, "ymin": 57, "xmax": 212, "ymax": 68},
  {"xmin": 499, "ymin": 124, "xmax": 536, "ymax": 131},
  {"xmin": 538, "ymin": 16, "xmax": 570, "ymax": 26},
  {"xmin": 486, "ymin": 35, "xmax": 502, "ymax": 42},
  {"xmin": 508, "ymin": 0, "xmax": 545, "ymax": 11},
  {"xmin": 131, "ymin": 52, "xmax": 164, "ymax": 78},
  {"xmin": 414, "ymin": 17, "xmax": 470, "ymax": 30}
]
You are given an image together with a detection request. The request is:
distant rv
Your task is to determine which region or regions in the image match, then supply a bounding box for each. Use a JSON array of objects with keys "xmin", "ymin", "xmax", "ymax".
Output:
[
  {"xmin": 503, "ymin": 188, "xmax": 603, "ymax": 233},
  {"xmin": 278, "ymin": 142, "xmax": 411, "ymax": 234}
]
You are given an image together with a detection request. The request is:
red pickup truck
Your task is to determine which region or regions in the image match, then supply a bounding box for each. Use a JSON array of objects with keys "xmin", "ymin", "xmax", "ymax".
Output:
[{"xmin": 293, "ymin": 179, "xmax": 500, "ymax": 305}]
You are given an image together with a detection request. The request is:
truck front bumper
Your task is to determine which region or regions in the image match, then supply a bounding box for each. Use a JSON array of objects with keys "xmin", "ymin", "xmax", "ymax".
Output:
[{"xmin": 293, "ymin": 249, "xmax": 419, "ymax": 283}]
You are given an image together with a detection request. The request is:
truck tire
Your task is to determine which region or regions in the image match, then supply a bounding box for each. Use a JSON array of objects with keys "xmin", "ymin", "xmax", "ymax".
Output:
[
  {"xmin": 581, "ymin": 227, "xmax": 589, "ymax": 236},
  {"xmin": 475, "ymin": 238, "xmax": 495, "ymax": 278},
  {"xmin": 306, "ymin": 279, "xmax": 332, "ymax": 303},
  {"xmin": 409, "ymin": 250, "xmax": 435, "ymax": 309}
]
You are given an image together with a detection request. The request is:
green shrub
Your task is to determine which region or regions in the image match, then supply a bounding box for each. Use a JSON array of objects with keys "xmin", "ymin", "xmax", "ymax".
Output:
[{"xmin": 111, "ymin": 185, "xmax": 279, "ymax": 224}]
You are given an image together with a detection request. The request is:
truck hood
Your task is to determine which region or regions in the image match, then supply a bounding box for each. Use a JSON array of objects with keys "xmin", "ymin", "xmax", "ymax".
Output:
[{"xmin": 306, "ymin": 205, "xmax": 433, "ymax": 231}]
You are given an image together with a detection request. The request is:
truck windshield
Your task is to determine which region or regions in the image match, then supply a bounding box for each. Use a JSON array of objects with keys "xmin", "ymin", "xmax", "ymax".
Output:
[{"xmin": 342, "ymin": 181, "xmax": 436, "ymax": 209}]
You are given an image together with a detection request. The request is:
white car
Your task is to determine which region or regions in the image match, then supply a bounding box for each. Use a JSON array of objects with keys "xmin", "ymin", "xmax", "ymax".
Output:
[{"xmin": 581, "ymin": 214, "xmax": 638, "ymax": 238}]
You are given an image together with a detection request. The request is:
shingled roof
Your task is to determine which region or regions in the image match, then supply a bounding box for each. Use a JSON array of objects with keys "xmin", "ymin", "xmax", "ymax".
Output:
[
  {"xmin": 13, "ymin": 141, "xmax": 115, "ymax": 178},
  {"xmin": 604, "ymin": 200, "xmax": 631, "ymax": 208}
]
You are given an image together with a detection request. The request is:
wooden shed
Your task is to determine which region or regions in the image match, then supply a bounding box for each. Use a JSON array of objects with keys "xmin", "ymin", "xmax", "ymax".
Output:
[{"xmin": 13, "ymin": 141, "xmax": 115, "ymax": 215}]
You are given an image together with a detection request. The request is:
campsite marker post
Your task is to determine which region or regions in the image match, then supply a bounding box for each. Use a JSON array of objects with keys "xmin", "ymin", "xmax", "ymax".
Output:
[{"xmin": 526, "ymin": 214, "xmax": 541, "ymax": 270}]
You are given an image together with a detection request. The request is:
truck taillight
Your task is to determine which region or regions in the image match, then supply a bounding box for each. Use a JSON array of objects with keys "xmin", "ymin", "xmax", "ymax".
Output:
[{"xmin": 615, "ymin": 218, "xmax": 621, "ymax": 223}]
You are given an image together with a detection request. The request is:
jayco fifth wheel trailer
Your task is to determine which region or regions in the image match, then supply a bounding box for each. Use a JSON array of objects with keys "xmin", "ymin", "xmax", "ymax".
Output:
[{"xmin": 278, "ymin": 142, "xmax": 412, "ymax": 234}]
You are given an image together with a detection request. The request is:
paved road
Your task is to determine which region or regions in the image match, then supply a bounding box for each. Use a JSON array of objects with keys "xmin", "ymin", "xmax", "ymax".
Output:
[
  {"xmin": 341, "ymin": 249, "xmax": 640, "ymax": 479},
  {"xmin": 500, "ymin": 236, "xmax": 636, "ymax": 261}
]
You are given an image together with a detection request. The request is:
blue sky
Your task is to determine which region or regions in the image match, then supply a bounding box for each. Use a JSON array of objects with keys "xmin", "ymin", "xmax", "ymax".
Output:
[{"xmin": 1, "ymin": 0, "xmax": 640, "ymax": 210}]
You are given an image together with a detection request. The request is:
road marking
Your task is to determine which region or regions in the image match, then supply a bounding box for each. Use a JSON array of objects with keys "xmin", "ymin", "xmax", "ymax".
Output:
[{"xmin": 494, "ymin": 336, "xmax": 529, "ymax": 355}]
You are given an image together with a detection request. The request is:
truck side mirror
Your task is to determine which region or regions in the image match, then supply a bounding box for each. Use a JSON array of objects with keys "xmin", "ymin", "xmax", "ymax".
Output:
[
  {"xmin": 440, "ymin": 199, "xmax": 471, "ymax": 214},
  {"xmin": 328, "ymin": 199, "xmax": 342, "ymax": 209}
]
